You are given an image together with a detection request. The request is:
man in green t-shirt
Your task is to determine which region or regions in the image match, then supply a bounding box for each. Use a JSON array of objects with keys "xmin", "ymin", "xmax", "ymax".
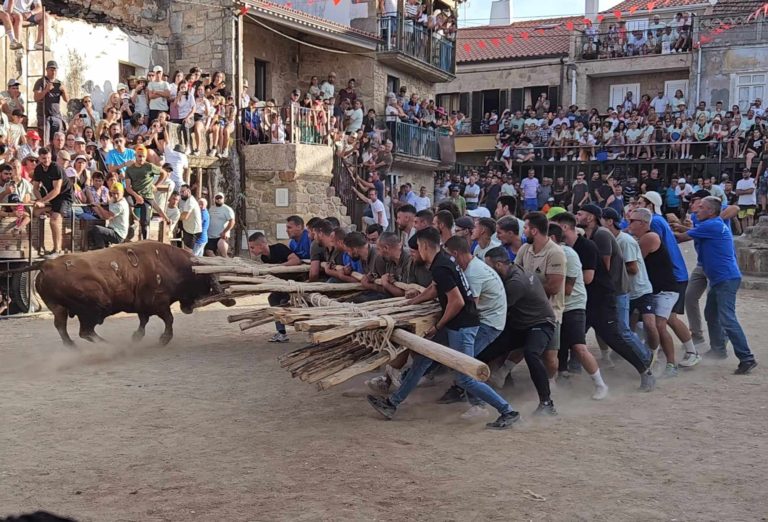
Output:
[{"xmin": 124, "ymin": 144, "xmax": 170, "ymax": 240}]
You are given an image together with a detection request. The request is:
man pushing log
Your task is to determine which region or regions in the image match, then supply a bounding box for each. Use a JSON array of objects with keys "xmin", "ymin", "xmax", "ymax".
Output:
[{"xmin": 367, "ymin": 227, "xmax": 521, "ymax": 430}]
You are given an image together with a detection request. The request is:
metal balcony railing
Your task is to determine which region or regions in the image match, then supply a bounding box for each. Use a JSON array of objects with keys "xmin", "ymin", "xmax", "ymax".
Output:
[
  {"xmin": 378, "ymin": 16, "xmax": 455, "ymax": 74},
  {"xmin": 577, "ymin": 28, "xmax": 694, "ymax": 60},
  {"xmin": 241, "ymin": 105, "xmax": 331, "ymax": 145},
  {"xmin": 383, "ymin": 119, "xmax": 440, "ymax": 161}
]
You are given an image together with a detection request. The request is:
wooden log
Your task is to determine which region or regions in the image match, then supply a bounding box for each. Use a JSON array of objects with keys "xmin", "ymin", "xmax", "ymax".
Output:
[
  {"xmin": 226, "ymin": 282, "xmax": 363, "ymax": 294},
  {"xmin": 278, "ymin": 340, "xmax": 345, "ymax": 367},
  {"xmin": 390, "ymin": 329, "xmax": 490, "ymax": 382},
  {"xmin": 227, "ymin": 309, "xmax": 270, "ymax": 323},
  {"xmin": 315, "ymin": 352, "xmax": 392, "ymax": 390},
  {"xmin": 239, "ymin": 317, "xmax": 275, "ymax": 331},
  {"xmin": 193, "ymin": 264, "xmax": 311, "ymax": 276},
  {"xmin": 302, "ymin": 346, "xmax": 374, "ymax": 384}
]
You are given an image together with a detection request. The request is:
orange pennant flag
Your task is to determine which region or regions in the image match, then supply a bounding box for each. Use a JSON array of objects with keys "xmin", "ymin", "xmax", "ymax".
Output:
[
  {"xmin": 614, "ymin": 10, "xmax": 622, "ymax": 19},
  {"xmin": 520, "ymin": 31, "xmax": 530, "ymax": 39},
  {"xmin": 536, "ymin": 28, "xmax": 545, "ymax": 35},
  {"xmin": 646, "ymin": 1, "xmax": 656, "ymax": 12},
  {"xmin": 463, "ymin": 43, "xmax": 472, "ymax": 53},
  {"xmin": 629, "ymin": 5, "xmax": 639, "ymax": 14},
  {"xmin": 491, "ymin": 38, "xmax": 501, "ymax": 46},
  {"xmin": 566, "ymin": 20, "xmax": 575, "ymax": 30},
  {"xmin": 505, "ymin": 34, "xmax": 514, "ymax": 43},
  {"xmin": 597, "ymin": 14, "xmax": 605, "ymax": 22},
  {"xmin": 333, "ymin": 0, "xmax": 341, "ymax": 5},
  {"xmin": 478, "ymin": 40, "xmax": 487, "ymax": 48}
]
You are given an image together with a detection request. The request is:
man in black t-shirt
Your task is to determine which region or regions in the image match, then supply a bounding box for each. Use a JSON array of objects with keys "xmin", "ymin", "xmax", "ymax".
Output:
[
  {"xmin": 33, "ymin": 61, "xmax": 68, "ymax": 141},
  {"xmin": 367, "ymin": 227, "xmax": 520, "ymax": 430},
  {"xmin": 32, "ymin": 147, "xmax": 73, "ymax": 257},
  {"xmin": 308, "ymin": 219, "xmax": 334, "ymax": 282},
  {"xmin": 551, "ymin": 212, "xmax": 656, "ymax": 391},
  {"xmin": 248, "ymin": 232, "xmax": 301, "ymax": 343}
]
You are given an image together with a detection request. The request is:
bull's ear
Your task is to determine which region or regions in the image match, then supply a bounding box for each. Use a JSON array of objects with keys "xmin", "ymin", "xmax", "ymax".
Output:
[{"xmin": 222, "ymin": 298, "xmax": 236, "ymax": 307}]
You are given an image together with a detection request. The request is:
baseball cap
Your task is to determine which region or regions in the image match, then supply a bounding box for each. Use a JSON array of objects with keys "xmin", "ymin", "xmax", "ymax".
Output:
[
  {"xmin": 26, "ymin": 130, "xmax": 41, "ymax": 140},
  {"xmin": 678, "ymin": 177, "xmax": 687, "ymax": 184},
  {"xmin": 135, "ymin": 145, "xmax": 148, "ymax": 155},
  {"xmin": 639, "ymin": 191, "xmax": 663, "ymax": 215},
  {"xmin": 153, "ymin": 65, "xmax": 163, "ymax": 73},
  {"xmin": 57, "ymin": 150, "xmax": 71, "ymax": 161},
  {"xmin": 467, "ymin": 207, "xmax": 491, "ymax": 218},
  {"xmin": 601, "ymin": 207, "xmax": 621, "ymax": 222},
  {"xmin": 449, "ymin": 184, "xmax": 460, "ymax": 192},
  {"xmin": 581, "ymin": 203, "xmax": 603, "ymax": 222},
  {"xmin": 546, "ymin": 206, "xmax": 566, "ymax": 219},
  {"xmin": 292, "ymin": 88, "xmax": 301, "ymax": 96},
  {"xmin": 46, "ymin": 60, "xmax": 58, "ymax": 69},
  {"xmin": 86, "ymin": 142, "xmax": 98, "ymax": 149},
  {"xmin": 74, "ymin": 155, "xmax": 88, "ymax": 162},
  {"xmin": 214, "ymin": 192, "xmax": 225, "ymax": 199},
  {"xmin": 7, "ymin": 79, "xmax": 20, "ymax": 88},
  {"xmin": 455, "ymin": 216, "xmax": 474, "ymax": 230},
  {"xmin": 116, "ymin": 83, "xmax": 128, "ymax": 91},
  {"xmin": 74, "ymin": 136, "xmax": 86, "ymax": 144},
  {"xmin": 110, "ymin": 182, "xmax": 124, "ymax": 196},
  {"xmin": 690, "ymin": 189, "xmax": 710, "ymax": 200}
]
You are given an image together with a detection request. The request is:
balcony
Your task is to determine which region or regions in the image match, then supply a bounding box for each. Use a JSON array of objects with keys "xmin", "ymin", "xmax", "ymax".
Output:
[
  {"xmin": 575, "ymin": 31, "xmax": 693, "ymax": 75},
  {"xmin": 377, "ymin": 16, "xmax": 456, "ymax": 82}
]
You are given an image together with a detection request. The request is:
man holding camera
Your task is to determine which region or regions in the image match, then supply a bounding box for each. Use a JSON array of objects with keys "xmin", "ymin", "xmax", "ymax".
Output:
[
  {"xmin": 88, "ymin": 182, "xmax": 130, "ymax": 250},
  {"xmin": 33, "ymin": 61, "xmax": 68, "ymax": 142}
]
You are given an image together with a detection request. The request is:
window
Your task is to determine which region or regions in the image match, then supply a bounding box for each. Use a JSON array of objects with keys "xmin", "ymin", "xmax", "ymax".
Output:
[
  {"xmin": 386, "ymin": 75, "xmax": 400, "ymax": 96},
  {"xmin": 436, "ymin": 93, "xmax": 460, "ymax": 113},
  {"xmin": 735, "ymin": 73, "xmax": 765, "ymax": 111},
  {"xmin": 664, "ymin": 80, "xmax": 688, "ymax": 101},
  {"xmin": 254, "ymin": 60, "xmax": 268, "ymax": 101},
  {"xmin": 610, "ymin": 83, "xmax": 640, "ymax": 109},
  {"xmin": 118, "ymin": 63, "xmax": 136, "ymax": 85}
]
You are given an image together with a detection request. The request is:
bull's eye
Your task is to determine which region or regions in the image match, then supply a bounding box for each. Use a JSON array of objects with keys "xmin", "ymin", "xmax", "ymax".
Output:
[{"xmin": 156, "ymin": 274, "xmax": 162, "ymax": 285}]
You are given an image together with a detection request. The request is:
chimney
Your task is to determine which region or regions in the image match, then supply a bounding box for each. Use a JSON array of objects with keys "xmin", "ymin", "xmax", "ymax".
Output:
[
  {"xmin": 585, "ymin": 0, "xmax": 598, "ymax": 21},
  {"xmin": 489, "ymin": 0, "xmax": 513, "ymax": 26}
]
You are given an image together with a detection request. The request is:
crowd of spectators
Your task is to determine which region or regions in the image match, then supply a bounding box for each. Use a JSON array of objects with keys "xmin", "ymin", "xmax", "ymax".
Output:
[
  {"xmin": 474, "ymin": 92, "xmax": 768, "ymax": 169},
  {"xmin": 0, "ymin": 57, "xmax": 241, "ymax": 258},
  {"xmin": 581, "ymin": 12, "xmax": 695, "ymax": 60}
]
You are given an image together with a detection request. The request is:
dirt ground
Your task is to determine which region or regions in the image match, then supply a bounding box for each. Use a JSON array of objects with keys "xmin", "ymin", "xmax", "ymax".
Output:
[{"xmin": 1, "ymin": 286, "xmax": 767, "ymax": 522}]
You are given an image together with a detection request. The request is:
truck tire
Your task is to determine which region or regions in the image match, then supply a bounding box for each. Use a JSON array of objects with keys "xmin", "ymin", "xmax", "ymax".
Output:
[{"xmin": 9, "ymin": 270, "xmax": 43, "ymax": 314}]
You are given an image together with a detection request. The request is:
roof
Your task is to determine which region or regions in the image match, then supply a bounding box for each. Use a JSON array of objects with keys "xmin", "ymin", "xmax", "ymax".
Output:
[
  {"xmin": 247, "ymin": 0, "xmax": 379, "ymax": 41},
  {"xmin": 710, "ymin": 0, "xmax": 766, "ymax": 16},
  {"xmin": 608, "ymin": 0, "xmax": 709, "ymax": 14},
  {"xmin": 456, "ymin": 16, "xmax": 579, "ymax": 64}
]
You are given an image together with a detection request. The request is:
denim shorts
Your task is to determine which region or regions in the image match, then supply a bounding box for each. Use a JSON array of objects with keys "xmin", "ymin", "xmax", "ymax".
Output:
[{"xmin": 653, "ymin": 291, "xmax": 679, "ymax": 320}]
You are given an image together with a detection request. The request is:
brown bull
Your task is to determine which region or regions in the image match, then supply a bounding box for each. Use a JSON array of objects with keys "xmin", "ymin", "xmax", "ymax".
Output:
[{"xmin": 35, "ymin": 241, "xmax": 234, "ymax": 346}]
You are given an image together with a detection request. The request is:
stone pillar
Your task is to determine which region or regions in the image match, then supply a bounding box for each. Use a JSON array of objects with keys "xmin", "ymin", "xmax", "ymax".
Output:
[
  {"xmin": 734, "ymin": 215, "xmax": 768, "ymax": 277},
  {"xmin": 242, "ymin": 144, "xmax": 351, "ymax": 242}
]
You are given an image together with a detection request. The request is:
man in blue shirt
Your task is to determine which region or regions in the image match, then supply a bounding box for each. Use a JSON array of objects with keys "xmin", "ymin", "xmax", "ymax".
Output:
[
  {"xmin": 105, "ymin": 134, "xmax": 136, "ymax": 177},
  {"xmin": 638, "ymin": 191, "xmax": 698, "ymax": 360},
  {"xmin": 286, "ymin": 215, "xmax": 311, "ymax": 260},
  {"xmin": 675, "ymin": 196, "xmax": 757, "ymax": 374}
]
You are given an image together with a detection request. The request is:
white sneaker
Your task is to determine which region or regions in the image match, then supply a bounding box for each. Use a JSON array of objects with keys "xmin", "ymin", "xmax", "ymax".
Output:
[
  {"xmin": 365, "ymin": 376, "xmax": 391, "ymax": 395},
  {"xmin": 548, "ymin": 157, "xmax": 555, "ymax": 162},
  {"xmin": 268, "ymin": 332, "xmax": 289, "ymax": 343},
  {"xmin": 592, "ymin": 384, "xmax": 609, "ymax": 400},
  {"xmin": 460, "ymin": 405, "xmax": 490, "ymax": 420},
  {"xmin": 679, "ymin": 352, "xmax": 702, "ymax": 368}
]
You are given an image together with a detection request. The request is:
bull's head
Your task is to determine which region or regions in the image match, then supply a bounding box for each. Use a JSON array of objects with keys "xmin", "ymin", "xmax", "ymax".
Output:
[{"xmin": 180, "ymin": 274, "xmax": 236, "ymax": 314}]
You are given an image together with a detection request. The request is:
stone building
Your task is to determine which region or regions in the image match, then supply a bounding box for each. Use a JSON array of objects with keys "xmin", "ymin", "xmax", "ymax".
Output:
[{"xmin": 1, "ymin": 0, "xmax": 459, "ymax": 244}]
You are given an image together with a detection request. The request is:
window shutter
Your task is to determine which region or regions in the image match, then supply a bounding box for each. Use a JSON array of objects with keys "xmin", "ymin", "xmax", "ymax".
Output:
[
  {"xmin": 459, "ymin": 92, "xmax": 470, "ymax": 115},
  {"xmin": 510, "ymin": 88, "xmax": 524, "ymax": 112},
  {"xmin": 471, "ymin": 91, "xmax": 483, "ymax": 133},
  {"xmin": 548, "ymin": 86, "xmax": 560, "ymax": 110},
  {"xmin": 499, "ymin": 89, "xmax": 509, "ymax": 114}
]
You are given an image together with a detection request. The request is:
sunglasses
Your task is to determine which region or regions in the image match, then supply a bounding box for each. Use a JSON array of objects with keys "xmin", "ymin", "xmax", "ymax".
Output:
[{"xmin": 109, "ymin": 192, "xmax": 121, "ymax": 196}]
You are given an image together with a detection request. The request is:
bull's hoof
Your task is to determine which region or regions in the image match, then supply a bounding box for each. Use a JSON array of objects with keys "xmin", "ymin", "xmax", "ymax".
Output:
[
  {"xmin": 159, "ymin": 333, "xmax": 173, "ymax": 346},
  {"xmin": 221, "ymin": 298, "xmax": 236, "ymax": 307},
  {"xmin": 63, "ymin": 339, "xmax": 76, "ymax": 348},
  {"xmin": 132, "ymin": 330, "xmax": 145, "ymax": 342},
  {"xmin": 180, "ymin": 305, "xmax": 194, "ymax": 314}
]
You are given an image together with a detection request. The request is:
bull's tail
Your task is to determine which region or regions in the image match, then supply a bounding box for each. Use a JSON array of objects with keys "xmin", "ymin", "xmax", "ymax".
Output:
[{"xmin": 0, "ymin": 260, "xmax": 46, "ymax": 277}]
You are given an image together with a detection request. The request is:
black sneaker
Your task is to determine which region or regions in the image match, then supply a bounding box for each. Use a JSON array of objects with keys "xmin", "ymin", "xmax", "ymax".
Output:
[
  {"xmin": 436, "ymin": 385, "xmax": 466, "ymax": 404},
  {"xmin": 367, "ymin": 395, "xmax": 396, "ymax": 420},
  {"xmin": 703, "ymin": 349, "xmax": 728, "ymax": 360},
  {"xmin": 485, "ymin": 410, "xmax": 520, "ymax": 430},
  {"xmin": 734, "ymin": 360, "xmax": 758, "ymax": 375},
  {"xmin": 533, "ymin": 400, "xmax": 558, "ymax": 416}
]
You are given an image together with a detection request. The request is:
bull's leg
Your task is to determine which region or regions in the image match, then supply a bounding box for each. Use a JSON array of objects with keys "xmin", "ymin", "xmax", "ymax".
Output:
[
  {"xmin": 133, "ymin": 313, "xmax": 150, "ymax": 342},
  {"xmin": 78, "ymin": 317, "xmax": 106, "ymax": 343},
  {"xmin": 157, "ymin": 308, "xmax": 174, "ymax": 346},
  {"xmin": 50, "ymin": 304, "xmax": 75, "ymax": 347}
]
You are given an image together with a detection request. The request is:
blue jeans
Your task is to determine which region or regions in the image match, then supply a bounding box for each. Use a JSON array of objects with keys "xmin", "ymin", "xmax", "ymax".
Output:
[
  {"xmin": 704, "ymin": 278, "xmax": 754, "ymax": 362},
  {"xmin": 617, "ymin": 293, "xmax": 652, "ymax": 366},
  {"xmin": 390, "ymin": 326, "xmax": 513, "ymax": 415},
  {"xmin": 524, "ymin": 198, "xmax": 538, "ymax": 212},
  {"xmin": 468, "ymin": 323, "xmax": 502, "ymax": 406}
]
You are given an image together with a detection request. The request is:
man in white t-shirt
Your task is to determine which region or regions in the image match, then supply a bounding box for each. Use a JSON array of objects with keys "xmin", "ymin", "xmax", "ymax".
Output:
[
  {"xmin": 359, "ymin": 186, "xmax": 388, "ymax": 229},
  {"xmin": 147, "ymin": 65, "xmax": 171, "ymax": 123},
  {"xmin": 345, "ymin": 99, "xmax": 364, "ymax": 134},
  {"xmin": 1, "ymin": 0, "xmax": 50, "ymax": 51},
  {"xmin": 650, "ymin": 91, "xmax": 669, "ymax": 114},
  {"xmin": 205, "ymin": 192, "xmax": 236, "ymax": 257},
  {"xmin": 178, "ymin": 183, "xmax": 202, "ymax": 252},
  {"xmin": 736, "ymin": 167, "xmax": 757, "ymax": 227},
  {"xmin": 163, "ymin": 144, "xmax": 189, "ymax": 189},
  {"xmin": 413, "ymin": 185, "xmax": 431, "ymax": 212},
  {"xmin": 89, "ymin": 182, "xmax": 130, "ymax": 249}
]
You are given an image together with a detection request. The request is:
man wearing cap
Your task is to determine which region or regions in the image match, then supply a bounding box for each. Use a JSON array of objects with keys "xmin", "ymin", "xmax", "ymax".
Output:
[
  {"xmin": 637, "ymin": 191, "xmax": 697, "ymax": 361},
  {"xmin": 674, "ymin": 197, "xmax": 757, "ymax": 374},
  {"xmin": 454, "ymin": 215, "xmax": 474, "ymax": 240},
  {"xmin": 735, "ymin": 167, "xmax": 757, "ymax": 228},
  {"xmin": 32, "ymin": 147, "xmax": 73, "ymax": 257},
  {"xmin": 0, "ymin": 0, "xmax": 49, "ymax": 51},
  {"xmin": 1, "ymin": 79, "xmax": 25, "ymax": 118},
  {"xmin": 147, "ymin": 66, "xmax": 171, "ymax": 123},
  {"xmin": 205, "ymin": 193, "xmax": 235, "ymax": 257},
  {"xmin": 447, "ymin": 184, "xmax": 466, "ymax": 216},
  {"xmin": 88, "ymin": 182, "xmax": 130, "ymax": 250},
  {"xmin": 33, "ymin": 61, "xmax": 68, "ymax": 141},
  {"xmin": 124, "ymin": 144, "xmax": 170, "ymax": 240}
]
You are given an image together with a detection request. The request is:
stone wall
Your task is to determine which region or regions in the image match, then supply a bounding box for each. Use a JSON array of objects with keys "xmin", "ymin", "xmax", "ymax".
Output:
[
  {"xmin": 298, "ymin": 48, "xmax": 375, "ymax": 109},
  {"xmin": 696, "ymin": 44, "xmax": 768, "ymax": 110},
  {"xmin": 45, "ymin": 0, "xmax": 170, "ymax": 36},
  {"xmin": 242, "ymin": 143, "xmax": 350, "ymax": 242},
  {"xmin": 373, "ymin": 63, "xmax": 436, "ymax": 114},
  {"xmin": 169, "ymin": 0, "xmax": 234, "ymax": 76},
  {"xmin": 242, "ymin": 21, "xmax": 300, "ymax": 102},
  {"xmin": 437, "ymin": 61, "xmax": 561, "ymax": 97}
]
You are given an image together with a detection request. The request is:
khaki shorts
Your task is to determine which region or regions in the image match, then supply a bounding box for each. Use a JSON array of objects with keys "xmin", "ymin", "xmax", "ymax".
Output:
[
  {"xmin": 547, "ymin": 321, "xmax": 561, "ymax": 351},
  {"xmin": 738, "ymin": 205, "xmax": 755, "ymax": 218}
]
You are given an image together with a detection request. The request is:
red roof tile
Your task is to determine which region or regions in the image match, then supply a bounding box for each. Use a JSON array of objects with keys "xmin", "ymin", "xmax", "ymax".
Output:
[
  {"xmin": 608, "ymin": 0, "xmax": 709, "ymax": 16},
  {"xmin": 457, "ymin": 16, "xmax": 579, "ymax": 63}
]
